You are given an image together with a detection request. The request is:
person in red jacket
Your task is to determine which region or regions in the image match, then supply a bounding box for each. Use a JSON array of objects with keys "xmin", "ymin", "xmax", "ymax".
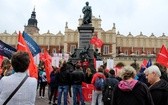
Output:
[{"xmin": 91, "ymin": 67, "xmax": 106, "ymax": 105}]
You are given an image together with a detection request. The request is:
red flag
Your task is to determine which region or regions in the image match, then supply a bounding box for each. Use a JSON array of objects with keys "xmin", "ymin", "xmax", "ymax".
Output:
[
  {"xmin": 156, "ymin": 45, "xmax": 168, "ymax": 67},
  {"xmin": 90, "ymin": 36, "xmax": 97, "ymax": 44},
  {"xmin": 17, "ymin": 31, "xmax": 38, "ymax": 79},
  {"xmin": 0, "ymin": 55, "xmax": 3, "ymax": 67},
  {"xmin": 90, "ymin": 35, "xmax": 103, "ymax": 48},
  {"xmin": 44, "ymin": 50, "xmax": 52, "ymax": 83},
  {"xmin": 0, "ymin": 55, "xmax": 4, "ymax": 75},
  {"xmin": 39, "ymin": 53, "xmax": 45, "ymax": 62},
  {"xmin": 141, "ymin": 59, "xmax": 147, "ymax": 68},
  {"xmin": 94, "ymin": 38, "xmax": 103, "ymax": 48}
]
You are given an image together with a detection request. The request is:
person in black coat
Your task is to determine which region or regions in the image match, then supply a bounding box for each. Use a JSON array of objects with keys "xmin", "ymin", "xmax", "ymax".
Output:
[
  {"xmin": 102, "ymin": 69, "xmax": 119, "ymax": 105},
  {"xmin": 57, "ymin": 61, "xmax": 71, "ymax": 105},
  {"xmin": 84, "ymin": 68, "xmax": 93, "ymax": 84},
  {"xmin": 48, "ymin": 66, "xmax": 59, "ymax": 105},
  {"xmin": 112, "ymin": 66, "xmax": 154, "ymax": 105},
  {"xmin": 144, "ymin": 65, "xmax": 168, "ymax": 105},
  {"xmin": 71, "ymin": 64, "xmax": 85, "ymax": 105}
]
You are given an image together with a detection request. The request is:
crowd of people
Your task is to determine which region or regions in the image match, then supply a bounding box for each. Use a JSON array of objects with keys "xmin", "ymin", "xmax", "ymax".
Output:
[
  {"xmin": 37, "ymin": 58, "xmax": 168, "ymax": 105},
  {"xmin": 0, "ymin": 51, "xmax": 168, "ymax": 105}
]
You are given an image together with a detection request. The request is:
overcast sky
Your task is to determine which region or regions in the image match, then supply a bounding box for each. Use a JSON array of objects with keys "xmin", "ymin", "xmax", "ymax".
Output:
[{"xmin": 0, "ymin": 0, "xmax": 168, "ymax": 36}]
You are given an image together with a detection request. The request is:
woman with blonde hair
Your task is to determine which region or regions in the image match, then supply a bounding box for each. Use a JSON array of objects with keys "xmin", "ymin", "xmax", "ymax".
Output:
[
  {"xmin": 85, "ymin": 68, "xmax": 93, "ymax": 84},
  {"xmin": 112, "ymin": 66, "xmax": 154, "ymax": 105}
]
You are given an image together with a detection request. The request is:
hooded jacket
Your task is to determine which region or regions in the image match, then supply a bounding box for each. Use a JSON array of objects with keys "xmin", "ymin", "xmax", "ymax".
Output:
[
  {"xmin": 112, "ymin": 79, "xmax": 154, "ymax": 105},
  {"xmin": 149, "ymin": 79, "xmax": 168, "ymax": 105}
]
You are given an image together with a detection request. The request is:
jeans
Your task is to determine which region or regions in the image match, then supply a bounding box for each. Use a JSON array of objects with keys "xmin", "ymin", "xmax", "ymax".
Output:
[
  {"xmin": 57, "ymin": 85, "xmax": 69, "ymax": 105},
  {"xmin": 91, "ymin": 90, "xmax": 104, "ymax": 105},
  {"xmin": 72, "ymin": 85, "xmax": 85, "ymax": 105}
]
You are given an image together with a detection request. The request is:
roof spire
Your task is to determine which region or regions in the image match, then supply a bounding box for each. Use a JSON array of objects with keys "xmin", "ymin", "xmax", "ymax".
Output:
[
  {"xmin": 65, "ymin": 22, "xmax": 68, "ymax": 28},
  {"xmin": 28, "ymin": 8, "xmax": 37, "ymax": 26},
  {"xmin": 117, "ymin": 31, "xmax": 120, "ymax": 35},
  {"xmin": 128, "ymin": 32, "xmax": 132, "ymax": 35},
  {"xmin": 112, "ymin": 23, "xmax": 116, "ymax": 29},
  {"xmin": 33, "ymin": 6, "xmax": 35, "ymax": 12}
]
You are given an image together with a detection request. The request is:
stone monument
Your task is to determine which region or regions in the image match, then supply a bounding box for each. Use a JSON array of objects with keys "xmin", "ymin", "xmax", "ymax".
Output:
[{"xmin": 68, "ymin": 2, "xmax": 101, "ymax": 72}]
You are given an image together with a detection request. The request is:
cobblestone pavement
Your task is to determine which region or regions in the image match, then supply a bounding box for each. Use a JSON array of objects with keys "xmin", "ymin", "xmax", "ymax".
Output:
[
  {"xmin": 35, "ymin": 87, "xmax": 91, "ymax": 105},
  {"xmin": 35, "ymin": 96, "xmax": 49, "ymax": 105},
  {"xmin": 35, "ymin": 96, "xmax": 91, "ymax": 105}
]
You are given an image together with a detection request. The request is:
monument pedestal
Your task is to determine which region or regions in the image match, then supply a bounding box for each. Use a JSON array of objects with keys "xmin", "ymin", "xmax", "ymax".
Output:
[
  {"xmin": 78, "ymin": 24, "xmax": 94, "ymax": 49},
  {"xmin": 68, "ymin": 24, "xmax": 97, "ymax": 72}
]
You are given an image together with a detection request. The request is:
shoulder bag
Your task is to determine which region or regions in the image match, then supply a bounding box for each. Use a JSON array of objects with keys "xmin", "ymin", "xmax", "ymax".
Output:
[{"xmin": 3, "ymin": 74, "xmax": 28, "ymax": 105}]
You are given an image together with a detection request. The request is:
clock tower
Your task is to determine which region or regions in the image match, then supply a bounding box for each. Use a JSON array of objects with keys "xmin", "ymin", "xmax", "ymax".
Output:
[{"xmin": 24, "ymin": 8, "xmax": 39, "ymax": 35}]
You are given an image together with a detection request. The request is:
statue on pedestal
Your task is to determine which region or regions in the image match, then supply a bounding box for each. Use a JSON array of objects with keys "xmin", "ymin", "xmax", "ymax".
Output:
[{"xmin": 82, "ymin": 1, "xmax": 92, "ymax": 24}]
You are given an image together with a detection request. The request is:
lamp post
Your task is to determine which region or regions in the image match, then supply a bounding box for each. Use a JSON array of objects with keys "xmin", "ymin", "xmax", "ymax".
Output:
[
  {"xmin": 134, "ymin": 57, "xmax": 139, "ymax": 71},
  {"xmin": 134, "ymin": 58, "xmax": 137, "ymax": 64},
  {"xmin": 131, "ymin": 55, "xmax": 139, "ymax": 71}
]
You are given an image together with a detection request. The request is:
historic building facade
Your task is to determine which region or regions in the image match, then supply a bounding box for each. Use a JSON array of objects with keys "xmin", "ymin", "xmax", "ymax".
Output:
[{"xmin": 0, "ymin": 9, "xmax": 168, "ymax": 65}]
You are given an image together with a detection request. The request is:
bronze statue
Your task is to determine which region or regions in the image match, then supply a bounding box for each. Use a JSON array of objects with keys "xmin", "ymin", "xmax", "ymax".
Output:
[
  {"xmin": 82, "ymin": 2, "xmax": 92, "ymax": 24},
  {"xmin": 94, "ymin": 49, "xmax": 102, "ymax": 60},
  {"xmin": 70, "ymin": 48, "xmax": 77, "ymax": 58},
  {"xmin": 80, "ymin": 45, "xmax": 90, "ymax": 61}
]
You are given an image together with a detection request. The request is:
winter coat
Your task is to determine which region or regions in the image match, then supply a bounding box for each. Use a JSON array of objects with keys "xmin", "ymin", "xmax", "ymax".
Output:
[
  {"xmin": 102, "ymin": 76, "xmax": 119, "ymax": 104},
  {"xmin": 57, "ymin": 67, "xmax": 70, "ymax": 86},
  {"xmin": 71, "ymin": 69, "xmax": 85, "ymax": 85},
  {"xmin": 112, "ymin": 80, "xmax": 154, "ymax": 105},
  {"xmin": 49, "ymin": 71, "xmax": 58, "ymax": 88},
  {"xmin": 149, "ymin": 79, "xmax": 168, "ymax": 105},
  {"xmin": 85, "ymin": 73, "xmax": 93, "ymax": 84}
]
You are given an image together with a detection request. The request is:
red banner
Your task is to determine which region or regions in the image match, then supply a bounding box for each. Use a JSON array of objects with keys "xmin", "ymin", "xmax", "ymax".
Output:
[
  {"xmin": 82, "ymin": 82, "xmax": 94, "ymax": 102},
  {"xmin": 94, "ymin": 38, "xmax": 103, "ymax": 48},
  {"xmin": 90, "ymin": 36, "xmax": 97, "ymax": 44},
  {"xmin": 0, "ymin": 55, "xmax": 3, "ymax": 75},
  {"xmin": 17, "ymin": 31, "xmax": 38, "ymax": 79},
  {"xmin": 156, "ymin": 45, "xmax": 168, "ymax": 67},
  {"xmin": 90, "ymin": 36, "xmax": 103, "ymax": 48},
  {"xmin": 39, "ymin": 53, "xmax": 45, "ymax": 62},
  {"xmin": 44, "ymin": 50, "xmax": 53, "ymax": 83}
]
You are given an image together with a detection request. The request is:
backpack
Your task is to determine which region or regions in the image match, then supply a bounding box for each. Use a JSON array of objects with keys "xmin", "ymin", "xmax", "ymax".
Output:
[
  {"xmin": 94, "ymin": 77, "xmax": 104, "ymax": 90},
  {"xmin": 102, "ymin": 78, "xmax": 115, "ymax": 103}
]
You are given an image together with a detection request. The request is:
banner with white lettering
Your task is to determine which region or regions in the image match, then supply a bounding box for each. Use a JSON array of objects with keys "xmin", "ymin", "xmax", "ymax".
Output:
[
  {"xmin": 34, "ymin": 54, "xmax": 40, "ymax": 65},
  {"xmin": 0, "ymin": 40, "xmax": 16, "ymax": 59},
  {"xmin": 23, "ymin": 32, "xmax": 41, "ymax": 57}
]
